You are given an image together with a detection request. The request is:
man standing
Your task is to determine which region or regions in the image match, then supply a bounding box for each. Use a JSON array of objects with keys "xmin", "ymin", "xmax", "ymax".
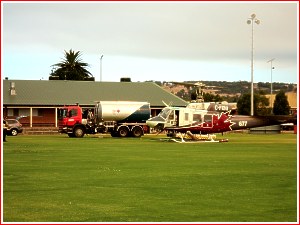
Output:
[{"xmin": 3, "ymin": 119, "xmax": 8, "ymax": 142}]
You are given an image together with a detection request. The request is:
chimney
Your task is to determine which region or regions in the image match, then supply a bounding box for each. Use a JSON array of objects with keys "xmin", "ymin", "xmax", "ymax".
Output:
[
  {"xmin": 10, "ymin": 82, "xmax": 16, "ymax": 95},
  {"xmin": 120, "ymin": 77, "xmax": 131, "ymax": 82}
]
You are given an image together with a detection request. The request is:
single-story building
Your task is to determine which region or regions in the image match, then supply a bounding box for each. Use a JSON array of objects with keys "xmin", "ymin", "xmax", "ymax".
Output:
[{"xmin": 2, "ymin": 79, "xmax": 187, "ymax": 127}]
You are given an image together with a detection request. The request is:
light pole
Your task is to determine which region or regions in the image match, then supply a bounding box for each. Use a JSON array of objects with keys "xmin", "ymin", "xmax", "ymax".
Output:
[
  {"xmin": 267, "ymin": 58, "xmax": 275, "ymax": 112},
  {"xmin": 247, "ymin": 13, "xmax": 260, "ymax": 116},
  {"xmin": 100, "ymin": 55, "xmax": 103, "ymax": 82}
]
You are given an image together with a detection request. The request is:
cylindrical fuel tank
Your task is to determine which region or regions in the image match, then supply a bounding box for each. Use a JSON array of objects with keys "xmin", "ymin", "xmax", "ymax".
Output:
[{"xmin": 95, "ymin": 101, "xmax": 150, "ymax": 123}]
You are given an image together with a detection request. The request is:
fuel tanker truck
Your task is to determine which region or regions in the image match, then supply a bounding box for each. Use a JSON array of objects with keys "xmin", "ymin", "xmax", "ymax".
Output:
[{"xmin": 58, "ymin": 101, "xmax": 151, "ymax": 138}]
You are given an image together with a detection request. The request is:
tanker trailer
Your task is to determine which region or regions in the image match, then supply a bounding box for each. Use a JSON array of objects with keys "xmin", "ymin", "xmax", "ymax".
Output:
[{"xmin": 58, "ymin": 101, "xmax": 151, "ymax": 138}]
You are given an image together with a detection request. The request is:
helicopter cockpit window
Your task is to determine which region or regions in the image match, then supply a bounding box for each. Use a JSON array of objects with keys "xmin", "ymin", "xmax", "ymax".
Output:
[{"xmin": 158, "ymin": 108, "xmax": 171, "ymax": 119}]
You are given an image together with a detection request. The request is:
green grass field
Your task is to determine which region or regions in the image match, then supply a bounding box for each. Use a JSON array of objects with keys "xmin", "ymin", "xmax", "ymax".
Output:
[{"xmin": 2, "ymin": 133, "xmax": 298, "ymax": 222}]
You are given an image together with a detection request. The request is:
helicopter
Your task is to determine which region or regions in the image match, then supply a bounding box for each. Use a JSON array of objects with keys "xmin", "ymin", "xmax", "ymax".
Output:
[
  {"xmin": 146, "ymin": 106, "xmax": 296, "ymax": 142},
  {"xmin": 146, "ymin": 81, "xmax": 297, "ymax": 142}
]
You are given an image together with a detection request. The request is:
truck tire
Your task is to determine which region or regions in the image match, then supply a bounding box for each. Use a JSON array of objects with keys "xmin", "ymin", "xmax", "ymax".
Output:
[
  {"xmin": 118, "ymin": 126, "xmax": 129, "ymax": 137},
  {"xmin": 131, "ymin": 126, "xmax": 143, "ymax": 138},
  {"xmin": 73, "ymin": 127, "xmax": 85, "ymax": 138}
]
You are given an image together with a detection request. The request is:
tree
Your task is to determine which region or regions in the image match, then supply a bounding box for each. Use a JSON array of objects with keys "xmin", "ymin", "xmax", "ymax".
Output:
[
  {"xmin": 237, "ymin": 94, "xmax": 251, "ymax": 115},
  {"xmin": 176, "ymin": 89, "xmax": 190, "ymax": 101},
  {"xmin": 50, "ymin": 49, "xmax": 93, "ymax": 81},
  {"xmin": 237, "ymin": 93, "xmax": 270, "ymax": 116},
  {"xmin": 203, "ymin": 92, "xmax": 223, "ymax": 102},
  {"xmin": 273, "ymin": 91, "xmax": 290, "ymax": 115}
]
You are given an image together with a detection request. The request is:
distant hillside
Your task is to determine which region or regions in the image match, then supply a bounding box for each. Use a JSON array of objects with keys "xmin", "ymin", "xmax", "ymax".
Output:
[{"xmin": 147, "ymin": 80, "xmax": 297, "ymax": 102}]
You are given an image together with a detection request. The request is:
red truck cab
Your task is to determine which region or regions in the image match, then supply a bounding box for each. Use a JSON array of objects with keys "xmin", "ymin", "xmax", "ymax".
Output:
[{"xmin": 58, "ymin": 106, "xmax": 84, "ymax": 136}]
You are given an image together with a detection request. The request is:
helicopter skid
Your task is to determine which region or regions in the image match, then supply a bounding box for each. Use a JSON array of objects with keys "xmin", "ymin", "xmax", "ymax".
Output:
[
  {"xmin": 181, "ymin": 131, "xmax": 216, "ymax": 141},
  {"xmin": 169, "ymin": 131, "xmax": 228, "ymax": 143},
  {"xmin": 169, "ymin": 138, "xmax": 228, "ymax": 143}
]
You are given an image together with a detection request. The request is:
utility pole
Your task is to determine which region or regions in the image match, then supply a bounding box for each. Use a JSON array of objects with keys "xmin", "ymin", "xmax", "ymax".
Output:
[
  {"xmin": 247, "ymin": 13, "xmax": 260, "ymax": 116},
  {"xmin": 267, "ymin": 58, "xmax": 275, "ymax": 112},
  {"xmin": 100, "ymin": 55, "xmax": 103, "ymax": 82}
]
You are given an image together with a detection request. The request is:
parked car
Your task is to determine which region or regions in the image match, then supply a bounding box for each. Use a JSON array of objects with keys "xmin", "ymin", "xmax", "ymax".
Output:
[{"xmin": 6, "ymin": 119, "xmax": 23, "ymax": 136}]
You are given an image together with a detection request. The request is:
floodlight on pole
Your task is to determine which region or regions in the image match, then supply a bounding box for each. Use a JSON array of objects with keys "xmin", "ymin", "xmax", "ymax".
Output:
[
  {"xmin": 247, "ymin": 13, "xmax": 260, "ymax": 116},
  {"xmin": 100, "ymin": 55, "xmax": 104, "ymax": 82},
  {"xmin": 267, "ymin": 58, "xmax": 275, "ymax": 112}
]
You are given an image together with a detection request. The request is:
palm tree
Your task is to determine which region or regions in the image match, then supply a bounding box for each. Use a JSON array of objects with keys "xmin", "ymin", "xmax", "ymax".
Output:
[{"xmin": 50, "ymin": 49, "xmax": 93, "ymax": 81}]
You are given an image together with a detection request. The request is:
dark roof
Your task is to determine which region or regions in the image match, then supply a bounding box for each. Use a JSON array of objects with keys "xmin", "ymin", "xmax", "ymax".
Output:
[{"xmin": 3, "ymin": 80, "xmax": 187, "ymax": 107}]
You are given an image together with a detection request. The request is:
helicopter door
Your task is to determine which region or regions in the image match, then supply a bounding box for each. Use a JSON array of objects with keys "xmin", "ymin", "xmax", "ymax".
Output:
[{"xmin": 166, "ymin": 110, "xmax": 179, "ymax": 126}]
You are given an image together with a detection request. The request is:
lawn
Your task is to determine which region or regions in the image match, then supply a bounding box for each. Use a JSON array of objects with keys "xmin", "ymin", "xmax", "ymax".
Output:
[{"xmin": 2, "ymin": 133, "xmax": 298, "ymax": 222}]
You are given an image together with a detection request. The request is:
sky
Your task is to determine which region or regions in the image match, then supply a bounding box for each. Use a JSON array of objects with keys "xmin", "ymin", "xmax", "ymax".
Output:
[{"xmin": 1, "ymin": 1, "xmax": 299, "ymax": 84}]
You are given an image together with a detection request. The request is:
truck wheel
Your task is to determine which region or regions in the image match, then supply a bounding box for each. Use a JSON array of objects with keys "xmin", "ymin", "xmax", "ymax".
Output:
[
  {"xmin": 118, "ymin": 126, "xmax": 129, "ymax": 137},
  {"xmin": 131, "ymin": 126, "xmax": 143, "ymax": 138},
  {"xmin": 74, "ymin": 127, "xmax": 85, "ymax": 138}
]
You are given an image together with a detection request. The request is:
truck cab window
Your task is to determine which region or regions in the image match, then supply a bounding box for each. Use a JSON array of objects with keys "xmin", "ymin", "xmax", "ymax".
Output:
[
  {"xmin": 58, "ymin": 109, "xmax": 68, "ymax": 119},
  {"xmin": 69, "ymin": 109, "xmax": 78, "ymax": 117}
]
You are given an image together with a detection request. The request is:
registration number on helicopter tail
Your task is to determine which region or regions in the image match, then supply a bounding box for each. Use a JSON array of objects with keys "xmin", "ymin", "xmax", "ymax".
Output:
[{"xmin": 238, "ymin": 121, "xmax": 248, "ymax": 127}]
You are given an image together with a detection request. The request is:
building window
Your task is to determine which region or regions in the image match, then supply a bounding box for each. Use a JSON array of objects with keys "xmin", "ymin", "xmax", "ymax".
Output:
[
  {"xmin": 32, "ymin": 109, "xmax": 38, "ymax": 116},
  {"xmin": 19, "ymin": 108, "xmax": 30, "ymax": 116},
  {"xmin": 7, "ymin": 109, "xmax": 18, "ymax": 116},
  {"xmin": 38, "ymin": 109, "xmax": 44, "ymax": 116}
]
